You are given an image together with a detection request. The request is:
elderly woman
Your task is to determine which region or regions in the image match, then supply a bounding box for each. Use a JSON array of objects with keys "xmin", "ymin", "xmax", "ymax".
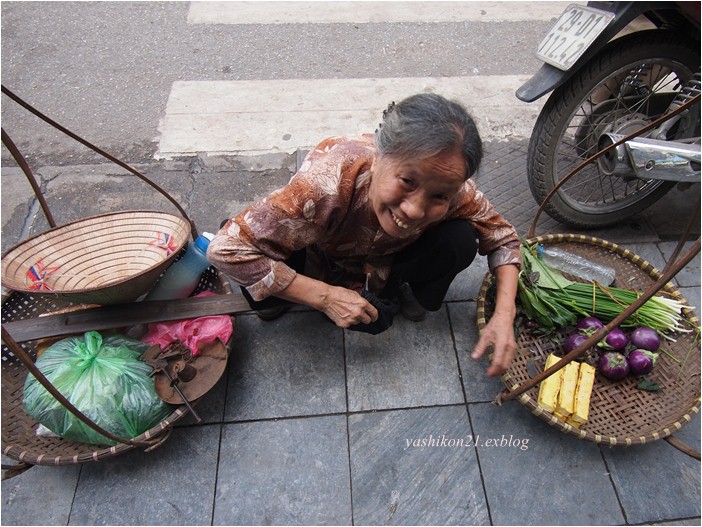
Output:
[{"xmin": 208, "ymin": 93, "xmax": 521, "ymax": 376}]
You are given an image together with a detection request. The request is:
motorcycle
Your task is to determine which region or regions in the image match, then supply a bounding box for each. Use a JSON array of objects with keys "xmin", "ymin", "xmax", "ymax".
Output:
[{"xmin": 517, "ymin": 1, "xmax": 700, "ymax": 228}]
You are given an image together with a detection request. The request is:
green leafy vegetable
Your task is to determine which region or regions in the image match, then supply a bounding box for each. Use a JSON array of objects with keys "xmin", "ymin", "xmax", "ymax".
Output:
[
  {"xmin": 517, "ymin": 243, "xmax": 690, "ymax": 335},
  {"xmin": 636, "ymin": 379, "xmax": 660, "ymax": 392}
]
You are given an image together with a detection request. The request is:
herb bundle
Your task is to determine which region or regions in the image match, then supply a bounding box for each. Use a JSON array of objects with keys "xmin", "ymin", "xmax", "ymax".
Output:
[{"xmin": 517, "ymin": 244, "xmax": 689, "ymax": 336}]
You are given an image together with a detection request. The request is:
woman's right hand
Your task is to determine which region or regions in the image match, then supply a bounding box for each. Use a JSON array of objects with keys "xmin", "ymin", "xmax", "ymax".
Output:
[
  {"xmin": 274, "ymin": 274, "xmax": 379, "ymax": 328},
  {"xmin": 320, "ymin": 285, "xmax": 379, "ymax": 328}
]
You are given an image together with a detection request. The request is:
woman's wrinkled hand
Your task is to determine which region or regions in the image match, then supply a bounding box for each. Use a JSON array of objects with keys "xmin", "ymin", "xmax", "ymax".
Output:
[
  {"xmin": 472, "ymin": 263, "xmax": 519, "ymax": 377},
  {"xmin": 321, "ymin": 285, "xmax": 379, "ymax": 328},
  {"xmin": 471, "ymin": 309, "xmax": 517, "ymax": 377}
]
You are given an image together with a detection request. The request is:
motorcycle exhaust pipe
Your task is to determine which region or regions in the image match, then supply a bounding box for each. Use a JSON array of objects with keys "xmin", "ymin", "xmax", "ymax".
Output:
[{"xmin": 597, "ymin": 133, "xmax": 700, "ymax": 183}]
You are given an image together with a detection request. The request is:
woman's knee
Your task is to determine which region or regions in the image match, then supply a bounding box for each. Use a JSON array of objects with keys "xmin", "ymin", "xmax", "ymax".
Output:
[{"xmin": 433, "ymin": 220, "xmax": 478, "ymax": 270}]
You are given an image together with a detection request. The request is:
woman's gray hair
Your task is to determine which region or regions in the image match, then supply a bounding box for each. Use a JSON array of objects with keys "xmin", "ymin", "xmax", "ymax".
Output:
[{"xmin": 374, "ymin": 93, "xmax": 483, "ymax": 179}]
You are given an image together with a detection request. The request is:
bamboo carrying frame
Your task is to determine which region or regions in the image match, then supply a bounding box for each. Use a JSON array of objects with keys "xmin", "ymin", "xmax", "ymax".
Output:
[
  {"xmin": 477, "ymin": 95, "xmax": 701, "ymax": 451},
  {"xmin": 1, "ymin": 87, "xmax": 234, "ymax": 475}
]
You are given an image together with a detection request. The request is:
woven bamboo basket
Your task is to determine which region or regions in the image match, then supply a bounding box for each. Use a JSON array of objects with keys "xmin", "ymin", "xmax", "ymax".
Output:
[
  {"xmin": 477, "ymin": 234, "xmax": 700, "ymax": 446},
  {"xmin": 1, "ymin": 211, "xmax": 191, "ymax": 305},
  {"xmin": 1, "ymin": 265, "xmax": 233, "ymax": 466},
  {"xmin": 0, "ymin": 87, "xmax": 237, "ymax": 471}
]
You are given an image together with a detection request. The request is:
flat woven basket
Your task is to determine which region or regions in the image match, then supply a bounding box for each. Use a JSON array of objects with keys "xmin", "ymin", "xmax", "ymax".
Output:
[
  {"xmin": 1, "ymin": 210, "xmax": 191, "ymax": 305},
  {"xmin": 477, "ymin": 234, "xmax": 700, "ymax": 446},
  {"xmin": 1, "ymin": 88, "xmax": 237, "ymax": 470},
  {"xmin": 1, "ymin": 265, "xmax": 232, "ymax": 466}
]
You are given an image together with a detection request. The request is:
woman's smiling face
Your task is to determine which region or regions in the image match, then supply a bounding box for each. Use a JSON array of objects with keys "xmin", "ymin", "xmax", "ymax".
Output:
[{"xmin": 369, "ymin": 149, "xmax": 467, "ymax": 238}]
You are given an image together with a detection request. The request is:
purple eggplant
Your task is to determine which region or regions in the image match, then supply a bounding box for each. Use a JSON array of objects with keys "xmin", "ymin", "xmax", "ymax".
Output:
[
  {"xmin": 630, "ymin": 326, "xmax": 661, "ymax": 352},
  {"xmin": 628, "ymin": 349, "xmax": 658, "ymax": 375},
  {"xmin": 577, "ymin": 316, "xmax": 605, "ymax": 335},
  {"xmin": 599, "ymin": 351, "xmax": 630, "ymax": 380},
  {"xmin": 564, "ymin": 333, "xmax": 589, "ymax": 353},
  {"xmin": 597, "ymin": 328, "xmax": 629, "ymax": 351}
]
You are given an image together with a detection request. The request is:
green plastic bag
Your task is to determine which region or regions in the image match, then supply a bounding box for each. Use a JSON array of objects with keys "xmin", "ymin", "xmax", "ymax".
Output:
[{"xmin": 23, "ymin": 331, "xmax": 172, "ymax": 446}]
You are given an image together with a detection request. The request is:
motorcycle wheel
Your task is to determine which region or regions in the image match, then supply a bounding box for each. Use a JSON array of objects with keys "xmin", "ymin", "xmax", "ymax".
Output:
[{"xmin": 528, "ymin": 31, "xmax": 700, "ymax": 228}]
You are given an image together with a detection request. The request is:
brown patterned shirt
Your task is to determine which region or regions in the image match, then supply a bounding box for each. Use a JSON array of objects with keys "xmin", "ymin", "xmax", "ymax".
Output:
[{"xmin": 208, "ymin": 135, "xmax": 522, "ymax": 301}]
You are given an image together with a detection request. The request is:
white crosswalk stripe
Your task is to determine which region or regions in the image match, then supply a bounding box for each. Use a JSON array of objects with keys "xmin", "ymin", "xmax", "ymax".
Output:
[
  {"xmin": 158, "ymin": 1, "xmax": 569, "ymax": 159},
  {"xmin": 157, "ymin": 76, "xmax": 545, "ymax": 158},
  {"xmin": 187, "ymin": 1, "xmax": 574, "ymax": 25}
]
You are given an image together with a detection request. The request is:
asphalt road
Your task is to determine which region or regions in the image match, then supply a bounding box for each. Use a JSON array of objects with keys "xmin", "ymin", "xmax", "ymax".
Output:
[{"xmin": 1, "ymin": 1, "xmax": 560, "ymax": 166}]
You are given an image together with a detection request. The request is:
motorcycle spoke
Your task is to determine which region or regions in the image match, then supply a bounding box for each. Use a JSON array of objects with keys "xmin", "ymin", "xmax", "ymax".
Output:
[{"xmin": 560, "ymin": 172, "xmax": 612, "ymax": 202}]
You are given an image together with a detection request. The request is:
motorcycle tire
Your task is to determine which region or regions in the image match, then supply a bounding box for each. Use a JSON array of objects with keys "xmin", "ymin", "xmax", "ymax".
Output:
[{"xmin": 528, "ymin": 30, "xmax": 700, "ymax": 229}]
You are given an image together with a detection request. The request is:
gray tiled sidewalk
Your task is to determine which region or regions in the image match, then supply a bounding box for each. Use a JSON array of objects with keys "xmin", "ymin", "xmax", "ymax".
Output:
[{"xmin": 2, "ymin": 140, "xmax": 700, "ymax": 525}]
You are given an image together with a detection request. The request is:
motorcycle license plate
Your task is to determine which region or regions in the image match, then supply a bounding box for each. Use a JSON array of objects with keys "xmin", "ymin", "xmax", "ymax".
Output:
[{"xmin": 536, "ymin": 4, "xmax": 614, "ymax": 71}]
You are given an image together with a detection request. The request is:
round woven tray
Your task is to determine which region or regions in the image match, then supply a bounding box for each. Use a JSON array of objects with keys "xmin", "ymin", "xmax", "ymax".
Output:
[
  {"xmin": 477, "ymin": 234, "xmax": 700, "ymax": 445},
  {"xmin": 1, "ymin": 266, "xmax": 232, "ymax": 466},
  {"xmin": 1, "ymin": 211, "xmax": 191, "ymax": 305}
]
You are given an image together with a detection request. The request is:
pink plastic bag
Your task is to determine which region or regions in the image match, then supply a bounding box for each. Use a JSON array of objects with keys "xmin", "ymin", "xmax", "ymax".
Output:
[{"xmin": 142, "ymin": 292, "xmax": 234, "ymax": 355}]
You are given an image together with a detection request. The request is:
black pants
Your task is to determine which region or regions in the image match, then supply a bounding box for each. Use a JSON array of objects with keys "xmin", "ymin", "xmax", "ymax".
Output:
[
  {"xmin": 387, "ymin": 219, "xmax": 478, "ymax": 311},
  {"xmin": 241, "ymin": 219, "xmax": 478, "ymax": 312}
]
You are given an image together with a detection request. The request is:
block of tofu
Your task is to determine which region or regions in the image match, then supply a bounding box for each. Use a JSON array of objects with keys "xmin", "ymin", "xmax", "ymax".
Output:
[
  {"xmin": 556, "ymin": 361, "xmax": 580, "ymax": 418},
  {"xmin": 537, "ymin": 353, "xmax": 564, "ymax": 413},
  {"xmin": 570, "ymin": 362, "xmax": 596, "ymax": 426}
]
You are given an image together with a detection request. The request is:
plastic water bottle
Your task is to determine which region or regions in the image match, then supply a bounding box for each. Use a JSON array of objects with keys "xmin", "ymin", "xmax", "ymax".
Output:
[
  {"xmin": 145, "ymin": 233, "xmax": 214, "ymax": 300},
  {"xmin": 537, "ymin": 245, "xmax": 616, "ymax": 285}
]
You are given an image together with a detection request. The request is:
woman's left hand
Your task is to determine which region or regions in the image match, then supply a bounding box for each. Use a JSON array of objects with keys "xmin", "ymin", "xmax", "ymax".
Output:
[
  {"xmin": 472, "ymin": 310, "xmax": 517, "ymax": 377},
  {"xmin": 471, "ymin": 264, "xmax": 519, "ymax": 377}
]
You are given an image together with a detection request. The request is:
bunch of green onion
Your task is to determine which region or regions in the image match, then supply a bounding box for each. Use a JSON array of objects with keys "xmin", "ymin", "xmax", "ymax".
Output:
[{"xmin": 517, "ymin": 243, "xmax": 690, "ymax": 336}]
